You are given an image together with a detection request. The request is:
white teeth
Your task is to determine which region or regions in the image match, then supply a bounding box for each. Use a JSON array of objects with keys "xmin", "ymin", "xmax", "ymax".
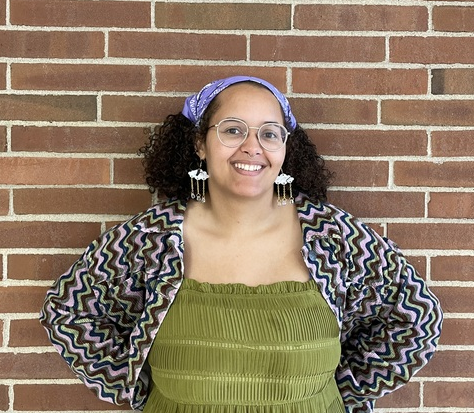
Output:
[{"xmin": 234, "ymin": 163, "xmax": 262, "ymax": 172}]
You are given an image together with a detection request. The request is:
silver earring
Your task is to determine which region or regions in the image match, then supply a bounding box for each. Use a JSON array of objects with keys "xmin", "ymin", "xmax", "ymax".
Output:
[
  {"xmin": 188, "ymin": 161, "xmax": 209, "ymax": 203},
  {"xmin": 275, "ymin": 172, "xmax": 294, "ymax": 206}
]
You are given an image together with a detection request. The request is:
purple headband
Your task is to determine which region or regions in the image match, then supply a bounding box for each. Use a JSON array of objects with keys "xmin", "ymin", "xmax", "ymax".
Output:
[{"xmin": 182, "ymin": 76, "xmax": 297, "ymax": 132}]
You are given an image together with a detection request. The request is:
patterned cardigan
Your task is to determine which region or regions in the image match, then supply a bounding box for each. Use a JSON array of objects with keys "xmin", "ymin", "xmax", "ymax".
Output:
[{"xmin": 40, "ymin": 194, "xmax": 442, "ymax": 412}]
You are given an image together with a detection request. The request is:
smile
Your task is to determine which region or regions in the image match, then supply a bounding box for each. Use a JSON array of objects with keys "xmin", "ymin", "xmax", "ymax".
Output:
[{"xmin": 234, "ymin": 163, "xmax": 263, "ymax": 172}]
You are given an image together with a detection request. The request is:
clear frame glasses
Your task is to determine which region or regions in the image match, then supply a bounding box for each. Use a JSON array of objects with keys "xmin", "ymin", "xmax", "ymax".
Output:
[{"xmin": 209, "ymin": 118, "xmax": 289, "ymax": 152}]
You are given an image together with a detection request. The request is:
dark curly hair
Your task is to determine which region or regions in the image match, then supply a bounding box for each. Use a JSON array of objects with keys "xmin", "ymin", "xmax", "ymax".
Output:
[{"xmin": 139, "ymin": 88, "xmax": 332, "ymax": 203}]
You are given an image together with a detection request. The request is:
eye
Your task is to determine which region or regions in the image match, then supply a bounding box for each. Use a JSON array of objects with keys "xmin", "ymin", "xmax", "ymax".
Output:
[
  {"xmin": 260, "ymin": 126, "xmax": 281, "ymax": 141},
  {"xmin": 224, "ymin": 126, "xmax": 245, "ymax": 136}
]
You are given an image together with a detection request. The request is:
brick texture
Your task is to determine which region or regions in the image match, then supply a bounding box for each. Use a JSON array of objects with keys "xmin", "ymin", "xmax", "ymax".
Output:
[
  {"xmin": 9, "ymin": 318, "xmax": 51, "ymax": 347},
  {"xmin": 10, "ymin": 0, "xmax": 151, "ymax": 28},
  {"xmin": 431, "ymin": 130, "xmax": 474, "ymax": 156},
  {"xmin": 109, "ymin": 32, "xmax": 246, "ymax": 60},
  {"xmin": 433, "ymin": 6, "xmax": 474, "ymax": 32},
  {"xmin": 155, "ymin": 3, "xmax": 290, "ymax": 30},
  {"xmin": 0, "ymin": 30, "xmax": 104, "ymax": 58},
  {"xmin": 11, "ymin": 125, "xmax": 148, "ymax": 153},
  {"xmin": 0, "ymin": 158, "xmax": 109, "ymax": 185},
  {"xmin": 0, "ymin": 94, "xmax": 97, "ymax": 121},
  {"xmin": 296, "ymin": 4, "xmax": 428, "ymax": 31},
  {"xmin": 0, "ymin": 63, "xmax": 5, "ymax": 89},
  {"xmin": 11, "ymin": 64, "xmax": 152, "ymax": 91},
  {"xmin": 0, "ymin": 1, "xmax": 469, "ymax": 412},
  {"xmin": 8, "ymin": 254, "xmax": 79, "ymax": 281}
]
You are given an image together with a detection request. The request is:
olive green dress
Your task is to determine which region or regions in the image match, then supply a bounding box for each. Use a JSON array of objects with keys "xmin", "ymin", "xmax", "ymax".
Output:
[{"xmin": 144, "ymin": 278, "xmax": 345, "ymax": 412}]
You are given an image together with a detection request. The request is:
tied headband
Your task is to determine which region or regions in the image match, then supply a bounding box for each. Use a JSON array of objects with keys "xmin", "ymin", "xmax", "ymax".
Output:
[{"xmin": 182, "ymin": 76, "xmax": 297, "ymax": 132}]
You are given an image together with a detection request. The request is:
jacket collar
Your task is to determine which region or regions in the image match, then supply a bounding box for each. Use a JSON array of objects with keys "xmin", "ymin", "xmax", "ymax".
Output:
[{"xmin": 134, "ymin": 194, "xmax": 342, "ymax": 240}]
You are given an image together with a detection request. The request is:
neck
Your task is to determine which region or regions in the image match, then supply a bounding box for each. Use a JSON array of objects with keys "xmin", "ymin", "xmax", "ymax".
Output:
[{"xmin": 198, "ymin": 191, "xmax": 282, "ymax": 236}]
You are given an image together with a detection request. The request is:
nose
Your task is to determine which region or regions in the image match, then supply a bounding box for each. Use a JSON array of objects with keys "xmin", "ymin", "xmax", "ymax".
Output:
[{"xmin": 240, "ymin": 127, "xmax": 262, "ymax": 157}]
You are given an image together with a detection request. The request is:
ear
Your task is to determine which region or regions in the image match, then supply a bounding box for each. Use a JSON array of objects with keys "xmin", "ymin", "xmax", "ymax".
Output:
[{"xmin": 195, "ymin": 137, "xmax": 206, "ymax": 160}]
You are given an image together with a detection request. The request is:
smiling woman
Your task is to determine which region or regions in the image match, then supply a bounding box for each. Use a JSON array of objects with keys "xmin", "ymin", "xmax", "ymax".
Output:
[{"xmin": 40, "ymin": 76, "xmax": 442, "ymax": 413}]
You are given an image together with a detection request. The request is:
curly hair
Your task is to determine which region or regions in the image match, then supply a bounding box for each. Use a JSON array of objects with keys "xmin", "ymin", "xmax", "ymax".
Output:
[{"xmin": 139, "ymin": 92, "xmax": 332, "ymax": 203}]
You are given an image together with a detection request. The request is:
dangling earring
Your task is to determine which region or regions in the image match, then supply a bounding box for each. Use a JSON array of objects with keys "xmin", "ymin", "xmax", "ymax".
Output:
[
  {"xmin": 188, "ymin": 160, "xmax": 209, "ymax": 203},
  {"xmin": 275, "ymin": 172, "xmax": 294, "ymax": 206}
]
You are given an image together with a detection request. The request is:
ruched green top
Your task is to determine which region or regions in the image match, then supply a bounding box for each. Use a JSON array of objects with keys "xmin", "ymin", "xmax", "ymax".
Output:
[{"xmin": 144, "ymin": 278, "xmax": 344, "ymax": 412}]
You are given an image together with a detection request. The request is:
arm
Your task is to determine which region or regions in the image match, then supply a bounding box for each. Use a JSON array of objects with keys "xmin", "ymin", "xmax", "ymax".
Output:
[
  {"xmin": 39, "ymin": 228, "xmax": 147, "ymax": 407},
  {"xmin": 335, "ymin": 218, "xmax": 442, "ymax": 412}
]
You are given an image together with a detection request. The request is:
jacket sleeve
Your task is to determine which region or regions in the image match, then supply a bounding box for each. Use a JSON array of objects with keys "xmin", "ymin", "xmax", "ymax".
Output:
[
  {"xmin": 335, "ymin": 216, "xmax": 442, "ymax": 413},
  {"xmin": 39, "ymin": 227, "xmax": 147, "ymax": 407}
]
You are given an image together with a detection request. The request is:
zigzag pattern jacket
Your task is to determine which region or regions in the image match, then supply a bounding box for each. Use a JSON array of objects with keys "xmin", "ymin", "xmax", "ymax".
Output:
[{"xmin": 40, "ymin": 194, "xmax": 442, "ymax": 412}]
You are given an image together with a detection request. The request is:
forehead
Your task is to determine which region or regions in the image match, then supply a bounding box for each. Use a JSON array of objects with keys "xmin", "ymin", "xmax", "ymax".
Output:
[{"xmin": 212, "ymin": 83, "xmax": 284, "ymax": 121}]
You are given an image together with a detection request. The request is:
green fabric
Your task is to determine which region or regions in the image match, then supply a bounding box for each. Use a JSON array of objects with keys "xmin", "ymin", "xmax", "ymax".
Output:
[{"xmin": 144, "ymin": 278, "xmax": 345, "ymax": 412}]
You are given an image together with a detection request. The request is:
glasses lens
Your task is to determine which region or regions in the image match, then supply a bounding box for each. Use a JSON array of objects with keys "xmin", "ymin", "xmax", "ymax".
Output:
[
  {"xmin": 258, "ymin": 123, "xmax": 288, "ymax": 151},
  {"xmin": 216, "ymin": 119, "xmax": 247, "ymax": 147}
]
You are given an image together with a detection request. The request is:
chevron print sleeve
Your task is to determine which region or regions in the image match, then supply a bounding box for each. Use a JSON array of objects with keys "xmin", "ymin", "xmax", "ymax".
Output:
[
  {"xmin": 329, "ymin": 205, "xmax": 442, "ymax": 413},
  {"xmin": 39, "ymin": 213, "xmax": 154, "ymax": 409}
]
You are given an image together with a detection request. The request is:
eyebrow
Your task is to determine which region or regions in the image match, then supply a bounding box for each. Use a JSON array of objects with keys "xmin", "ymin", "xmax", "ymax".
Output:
[{"xmin": 226, "ymin": 116, "xmax": 282, "ymax": 124}]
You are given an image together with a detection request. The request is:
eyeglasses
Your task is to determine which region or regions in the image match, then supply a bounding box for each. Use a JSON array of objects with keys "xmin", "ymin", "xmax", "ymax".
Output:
[{"xmin": 209, "ymin": 118, "xmax": 289, "ymax": 152}]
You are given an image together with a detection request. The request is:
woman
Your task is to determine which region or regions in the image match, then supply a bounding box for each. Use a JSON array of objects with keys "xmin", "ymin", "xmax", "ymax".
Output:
[{"xmin": 40, "ymin": 76, "xmax": 442, "ymax": 413}]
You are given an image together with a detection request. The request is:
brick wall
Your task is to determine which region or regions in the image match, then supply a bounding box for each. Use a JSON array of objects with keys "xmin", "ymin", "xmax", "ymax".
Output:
[{"xmin": 0, "ymin": 1, "xmax": 472, "ymax": 412}]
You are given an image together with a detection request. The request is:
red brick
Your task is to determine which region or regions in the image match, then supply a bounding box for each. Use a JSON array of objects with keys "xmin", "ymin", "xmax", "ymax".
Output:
[
  {"xmin": 432, "ymin": 68, "xmax": 474, "ymax": 94},
  {"xmin": 0, "ymin": 94, "xmax": 96, "ymax": 121},
  {"xmin": 0, "ymin": 319, "xmax": 3, "ymax": 346},
  {"xmin": 0, "ymin": 189, "xmax": 8, "ymax": 215},
  {"xmin": 8, "ymin": 254, "xmax": 78, "ymax": 281},
  {"xmin": 431, "ymin": 286, "xmax": 473, "ymax": 314},
  {"xmin": 11, "ymin": 63, "xmax": 151, "ymax": 92},
  {"xmin": 0, "ymin": 286, "xmax": 49, "ymax": 313},
  {"xmin": 11, "ymin": 0, "xmax": 150, "ymax": 28},
  {"xmin": 387, "ymin": 223, "xmax": 474, "ymax": 250},
  {"xmin": 328, "ymin": 191, "xmax": 424, "ymax": 218},
  {"xmin": 11, "ymin": 125, "xmax": 147, "ymax": 154},
  {"xmin": 394, "ymin": 161, "xmax": 474, "ymax": 188},
  {"xmin": 14, "ymin": 188, "xmax": 152, "ymax": 215},
  {"xmin": 0, "ymin": 384, "xmax": 7, "ymax": 411},
  {"xmin": 432, "ymin": 130, "xmax": 474, "ymax": 156},
  {"xmin": 295, "ymin": 5, "xmax": 428, "ymax": 31},
  {"xmin": 0, "ymin": 30, "xmax": 104, "ymax": 58},
  {"xmin": 308, "ymin": 129, "xmax": 427, "ymax": 157},
  {"xmin": 0, "ymin": 125, "xmax": 6, "ymax": 151},
  {"xmin": 433, "ymin": 6, "xmax": 474, "ymax": 32},
  {"xmin": 102, "ymin": 95, "xmax": 183, "ymax": 123},
  {"xmin": 439, "ymin": 318, "xmax": 474, "ymax": 346},
  {"xmin": 390, "ymin": 36, "xmax": 474, "ymax": 64},
  {"xmin": 421, "ymin": 350, "xmax": 474, "ymax": 377},
  {"xmin": 109, "ymin": 32, "xmax": 246, "ymax": 60},
  {"xmin": 326, "ymin": 160, "xmax": 389, "ymax": 187},
  {"xmin": 431, "ymin": 256, "xmax": 474, "ymax": 282},
  {"xmin": 425, "ymin": 381, "xmax": 474, "ymax": 408},
  {"xmin": 155, "ymin": 3, "xmax": 290, "ymax": 30},
  {"xmin": 376, "ymin": 381, "xmax": 420, "ymax": 408},
  {"xmin": 155, "ymin": 66, "xmax": 287, "ymax": 93},
  {"xmin": 407, "ymin": 256, "xmax": 427, "ymax": 279},
  {"xmin": 9, "ymin": 318, "xmax": 51, "ymax": 347},
  {"xmin": 14, "ymin": 383, "xmax": 125, "ymax": 411},
  {"xmin": 114, "ymin": 158, "xmax": 145, "ymax": 185},
  {"xmin": 0, "ymin": 0, "xmax": 5, "ymax": 24},
  {"xmin": 429, "ymin": 192, "xmax": 474, "ymax": 218},
  {"xmin": 0, "ymin": 62, "xmax": 5, "ymax": 89},
  {"xmin": 251, "ymin": 35, "xmax": 385, "ymax": 63},
  {"xmin": 0, "ymin": 221, "xmax": 101, "ymax": 248},
  {"xmin": 290, "ymin": 98, "xmax": 378, "ymax": 125},
  {"xmin": 0, "ymin": 157, "xmax": 109, "ymax": 185},
  {"xmin": 382, "ymin": 99, "xmax": 474, "ymax": 126},
  {"xmin": 293, "ymin": 68, "xmax": 427, "ymax": 95},
  {"xmin": 0, "ymin": 352, "xmax": 73, "ymax": 379}
]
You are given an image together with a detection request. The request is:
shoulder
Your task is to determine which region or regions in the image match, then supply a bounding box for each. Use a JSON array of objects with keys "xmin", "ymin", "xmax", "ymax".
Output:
[{"xmin": 84, "ymin": 198, "xmax": 186, "ymax": 267}]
